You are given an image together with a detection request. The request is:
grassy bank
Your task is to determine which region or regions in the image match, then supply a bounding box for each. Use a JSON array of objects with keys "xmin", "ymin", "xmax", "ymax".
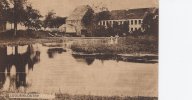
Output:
[
  {"xmin": 0, "ymin": 92, "xmax": 157, "ymax": 100},
  {"xmin": 0, "ymin": 37, "xmax": 64, "ymax": 46},
  {"xmin": 56, "ymin": 94, "xmax": 158, "ymax": 100},
  {"xmin": 71, "ymin": 35, "xmax": 158, "ymax": 54},
  {"xmin": 0, "ymin": 31, "xmax": 158, "ymax": 54}
]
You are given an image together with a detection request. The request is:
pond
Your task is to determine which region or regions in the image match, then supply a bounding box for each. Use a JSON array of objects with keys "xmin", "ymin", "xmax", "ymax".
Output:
[{"xmin": 0, "ymin": 42, "xmax": 158, "ymax": 97}]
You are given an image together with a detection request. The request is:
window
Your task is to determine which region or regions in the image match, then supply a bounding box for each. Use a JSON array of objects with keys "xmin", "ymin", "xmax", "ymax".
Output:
[
  {"xmin": 139, "ymin": 20, "xmax": 142, "ymax": 24},
  {"xmin": 135, "ymin": 20, "xmax": 137, "ymax": 25},
  {"xmin": 103, "ymin": 21, "xmax": 106, "ymax": 25},
  {"xmin": 131, "ymin": 28, "xmax": 133, "ymax": 31},
  {"xmin": 131, "ymin": 20, "xmax": 133, "ymax": 25}
]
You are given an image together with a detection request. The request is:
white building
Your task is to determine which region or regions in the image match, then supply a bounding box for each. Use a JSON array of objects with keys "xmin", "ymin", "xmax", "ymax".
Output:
[
  {"xmin": 98, "ymin": 19, "xmax": 143, "ymax": 32},
  {"xmin": 98, "ymin": 8, "xmax": 158, "ymax": 33}
]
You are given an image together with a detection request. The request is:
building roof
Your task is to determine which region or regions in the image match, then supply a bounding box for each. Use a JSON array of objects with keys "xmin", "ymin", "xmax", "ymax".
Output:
[
  {"xmin": 67, "ymin": 5, "xmax": 92, "ymax": 21},
  {"xmin": 110, "ymin": 10, "xmax": 127, "ymax": 20},
  {"xmin": 109, "ymin": 7, "xmax": 158, "ymax": 20}
]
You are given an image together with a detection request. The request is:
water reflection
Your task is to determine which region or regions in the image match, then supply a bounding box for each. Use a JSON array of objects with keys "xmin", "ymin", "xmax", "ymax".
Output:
[
  {"xmin": 47, "ymin": 48, "xmax": 66, "ymax": 58},
  {"xmin": 0, "ymin": 43, "xmax": 157, "ymax": 97},
  {"xmin": 72, "ymin": 53, "xmax": 158, "ymax": 65},
  {"xmin": 72, "ymin": 55, "xmax": 95, "ymax": 65},
  {"xmin": 0, "ymin": 45, "xmax": 40, "ymax": 91}
]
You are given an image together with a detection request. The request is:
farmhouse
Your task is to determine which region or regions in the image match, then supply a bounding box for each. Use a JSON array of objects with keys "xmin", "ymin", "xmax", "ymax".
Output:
[
  {"xmin": 63, "ymin": 5, "xmax": 94, "ymax": 36},
  {"xmin": 98, "ymin": 7, "xmax": 158, "ymax": 33}
]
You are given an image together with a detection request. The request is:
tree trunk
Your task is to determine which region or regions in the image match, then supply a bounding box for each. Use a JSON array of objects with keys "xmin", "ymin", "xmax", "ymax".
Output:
[
  {"xmin": 15, "ymin": 46, "xmax": 18, "ymax": 55},
  {"xmin": 13, "ymin": 0, "xmax": 17, "ymax": 37},
  {"xmin": 14, "ymin": 22, "xmax": 17, "ymax": 36}
]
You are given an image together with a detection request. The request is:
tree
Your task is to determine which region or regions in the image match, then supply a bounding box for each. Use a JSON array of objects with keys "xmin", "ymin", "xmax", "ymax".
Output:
[
  {"xmin": 142, "ymin": 12, "xmax": 158, "ymax": 34},
  {"xmin": 0, "ymin": 0, "xmax": 10, "ymax": 24},
  {"xmin": 43, "ymin": 11, "xmax": 55, "ymax": 29},
  {"xmin": 11, "ymin": 0, "xmax": 27, "ymax": 36},
  {"xmin": 50, "ymin": 16, "xmax": 66, "ymax": 28},
  {"xmin": 43, "ymin": 11, "xmax": 66, "ymax": 30},
  {"xmin": 82, "ymin": 8, "xmax": 94, "ymax": 27},
  {"xmin": 123, "ymin": 21, "xmax": 129, "ymax": 34},
  {"xmin": 6, "ymin": 8, "xmax": 14, "ymax": 27},
  {"xmin": 92, "ymin": 25, "xmax": 107, "ymax": 37},
  {"xmin": 23, "ymin": 5, "xmax": 42, "ymax": 30},
  {"xmin": 95, "ymin": 11, "xmax": 111, "ymax": 22}
]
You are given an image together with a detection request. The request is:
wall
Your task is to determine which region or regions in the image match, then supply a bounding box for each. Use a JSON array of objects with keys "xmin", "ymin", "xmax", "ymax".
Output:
[{"xmin": 98, "ymin": 19, "xmax": 144, "ymax": 32}]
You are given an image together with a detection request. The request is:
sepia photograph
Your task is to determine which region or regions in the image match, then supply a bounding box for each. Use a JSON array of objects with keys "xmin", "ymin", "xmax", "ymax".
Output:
[{"xmin": 0, "ymin": 0, "xmax": 158, "ymax": 99}]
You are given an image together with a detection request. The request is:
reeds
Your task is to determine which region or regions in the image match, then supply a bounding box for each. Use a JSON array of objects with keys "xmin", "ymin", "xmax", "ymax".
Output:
[{"xmin": 71, "ymin": 36, "xmax": 158, "ymax": 54}]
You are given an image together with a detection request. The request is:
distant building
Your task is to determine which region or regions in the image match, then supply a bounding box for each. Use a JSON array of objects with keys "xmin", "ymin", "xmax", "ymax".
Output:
[
  {"xmin": 98, "ymin": 7, "xmax": 158, "ymax": 33},
  {"xmin": 64, "ymin": 5, "xmax": 94, "ymax": 36}
]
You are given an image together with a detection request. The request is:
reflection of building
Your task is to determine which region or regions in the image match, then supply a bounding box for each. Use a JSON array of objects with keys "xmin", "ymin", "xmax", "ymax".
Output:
[
  {"xmin": 98, "ymin": 8, "xmax": 158, "ymax": 32},
  {"xmin": 0, "ymin": 45, "xmax": 40, "ymax": 90},
  {"xmin": 63, "ymin": 5, "xmax": 93, "ymax": 36}
]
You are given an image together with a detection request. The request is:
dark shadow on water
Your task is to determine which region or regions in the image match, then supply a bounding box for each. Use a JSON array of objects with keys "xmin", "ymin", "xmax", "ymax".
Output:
[
  {"xmin": 72, "ymin": 53, "xmax": 158, "ymax": 65},
  {"xmin": 85, "ymin": 58, "xmax": 95, "ymax": 65},
  {"xmin": 0, "ymin": 45, "xmax": 40, "ymax": 90},
  {"xmin": 47, "ymin": 48, "xmax": 66, "ymax": 58}
]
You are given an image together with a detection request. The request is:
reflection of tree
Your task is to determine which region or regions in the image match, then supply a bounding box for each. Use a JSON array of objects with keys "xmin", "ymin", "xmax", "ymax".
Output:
[
  {"xmin": 0, "ymin": 46, "xmax": 8, "ymax": 89},
  {"xmin": 47, "ymin": 48, "xmax": 66, "ymax": 58},
  {"xmin": 0, "ymin": 45, "xmax": 40, "ymax": 90},
  {"xmin": 85, "ymin": 58, "xmax": 95, "ymax": 65},
  {"xmin": 71, "ymin": 54, "xmax": 95, "ymax": 65},
  {"xmin": 71, "ymin": 53, "xmax": 158, "ymax": 65}
]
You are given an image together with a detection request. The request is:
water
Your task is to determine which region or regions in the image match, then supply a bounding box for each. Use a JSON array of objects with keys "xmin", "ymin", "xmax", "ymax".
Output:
[{"xmin": 0, "ymin": 43, "xmax": 158, "ymax": 97}]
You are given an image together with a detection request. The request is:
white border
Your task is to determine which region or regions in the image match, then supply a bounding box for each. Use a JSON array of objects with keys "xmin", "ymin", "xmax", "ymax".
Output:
[{"xmin": 160, "ymin": 0, "xmax": 192, "ymax": 100}]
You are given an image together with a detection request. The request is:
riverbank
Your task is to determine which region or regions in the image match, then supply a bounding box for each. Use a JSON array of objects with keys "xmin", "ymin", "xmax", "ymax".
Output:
[
  {"xmin": 55, "ymin": 94, "xmax": 158, "ymax": 100},
  {"xmin": 0, "ymin": 92, "xmax": 157, "ymax": 100},
  {"xmin": 0, "ymin": 35, "xmax": 158, "ymax": 54},
  {"xmin": 71, "ymin": 35, "xmax": 158, "ymax": 54}
]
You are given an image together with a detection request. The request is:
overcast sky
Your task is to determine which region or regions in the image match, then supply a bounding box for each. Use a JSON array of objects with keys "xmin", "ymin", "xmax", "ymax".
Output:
[{"xmin": 28, "ymin": 0, "xmax": 158, "ymax": 17}]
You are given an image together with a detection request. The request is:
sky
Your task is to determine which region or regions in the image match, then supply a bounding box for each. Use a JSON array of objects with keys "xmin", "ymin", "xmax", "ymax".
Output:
[{"xmin": 28, "ymin": 0, "xmax": 158, "ymax": 17}]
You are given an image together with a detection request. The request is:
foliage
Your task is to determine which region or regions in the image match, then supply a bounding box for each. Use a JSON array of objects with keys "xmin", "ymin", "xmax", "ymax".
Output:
[
  {"xmin": 23, "ymin": 5, "xmax": 42, "ymax": 30},
  {"xmin": 142, "ymin": 12, "xmax": 158, "ymax": 34},
  {"xmin": 85, "ymin": 10, "xmax": 111, "ymax": 37},
  {"xmin": 43, "ymin": 11, "xmax": 55, "ymax": 29},
  {"xmin": 91, "ymin": 21, "xmax": 130, "ymax": 37},
  {"xmin": 71, "ymin": 35, "xmax": 158, "ymax": 54},
  {"xmin": 10, "ymin": 0, "xmax": 28, "ymax": 24},
  {"xmin": 43, "ymin": 11, "xmax": 66, "ymax": 29},
  {"xmin": 0, "ymin": 0, "xmax": 42, "ymax": 36},
  {"xmin": 0, "ymin": 0, "xmax": 10, "ymax": 24},
  {"xmin": 50, "ymin": 16, "xmax": 66, "ymax": 28},
  {"xmin": 82, "ymin": 8, "xmax": 94, "ymax": 27},
  {"xmin": 94, "ymin": 11, "xmax": 111, "ymax": 22}
]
